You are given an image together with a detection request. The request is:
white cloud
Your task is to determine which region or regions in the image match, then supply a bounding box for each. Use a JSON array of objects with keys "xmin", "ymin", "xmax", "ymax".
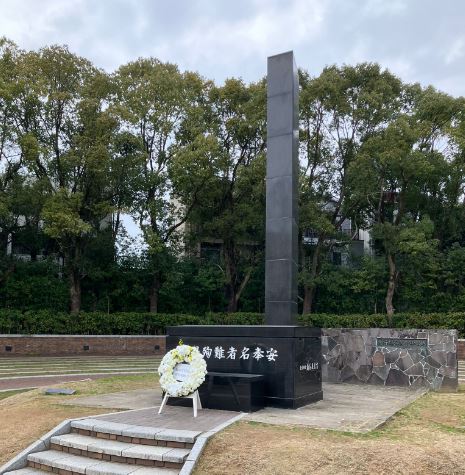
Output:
[
  {"xmin": 445, "ymin": 37, "xmax": 465, "ymax": 65},
  {"xmin": 160, "ymin": 0, "xmax": 328, "ymax": 76},
  {"xmin": 361, "ymin": 0, "xmax": 407, "ymax": 17},
  {"xmin": 1, "ymin": 0, "xmax": 465, "ymax": 97}
]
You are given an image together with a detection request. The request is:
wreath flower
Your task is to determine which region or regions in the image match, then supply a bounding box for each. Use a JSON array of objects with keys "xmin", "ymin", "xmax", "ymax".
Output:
[{"xmin": 158, "ymin": 344, "xmax": 207, "ymax": 397}]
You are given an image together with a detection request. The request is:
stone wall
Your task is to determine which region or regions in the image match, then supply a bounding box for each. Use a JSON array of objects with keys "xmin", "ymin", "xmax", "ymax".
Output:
[
  {"xmin": 0, "ymin": 335, "xmax": 165, "ymax": 356},
  {"xmin": 458, "ymin": 339, "xmax": 465, "ymax": 361},
  {"xmin": 322, "ymin": 329, "xmax": 458, "ymax": 390}
]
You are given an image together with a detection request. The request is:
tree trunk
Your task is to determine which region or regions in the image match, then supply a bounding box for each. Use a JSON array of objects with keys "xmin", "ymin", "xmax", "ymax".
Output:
[
  {"xmin": 224, "ymin": 239, "xmax": 238, "ymax": 313},
  {"xmin": 302, "ymin": 284, "xmax": 315, "ymax": 315},
  {"xmin": 149, "ymin": 273, "xmax": 160, "ymax": 313},
  {"xmin": 302, "ymin": 239, "xmax": 323, "ymax": 315},
  {"xmin": 226, "ymin": 288, "xmax": 238, "ymax": 313},
  {"xmin": 385, "ymin": 252, "xmax": 397, "ymax": 325},
  {"xmin": 69, "ymin": 268, "xmax": 81, "ymax": 314},
  {"xmin": 225, "ymin": 267, "xmax": 252, "ymax": 313}
]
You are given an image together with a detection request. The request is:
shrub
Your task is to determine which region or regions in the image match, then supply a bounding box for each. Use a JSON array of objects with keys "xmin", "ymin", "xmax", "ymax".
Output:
[
  {"xmin": 0, "ymin": 310, "xmax": 463, "ymax": 338},
  {"xmin": 299, "ymin": 312, "xmax": 465, "ymax": 338}
]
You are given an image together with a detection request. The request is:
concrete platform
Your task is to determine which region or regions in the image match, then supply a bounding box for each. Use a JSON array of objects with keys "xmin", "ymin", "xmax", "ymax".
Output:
[
  {"xmin": 61, "ymin": 383, "xmax": 426, "ymax": 434},
  {"xmin": 94, "ymin": 406, "xmax": 241, "ymax": 433},
  {"xmin": 246, "ymin": 382, "xmax": 426, "ymax": 433}
]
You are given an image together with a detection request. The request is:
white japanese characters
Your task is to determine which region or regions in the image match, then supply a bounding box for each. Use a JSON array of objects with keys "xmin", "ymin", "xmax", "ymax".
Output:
[{"xmin": 199, "ymin": 345, "xmax": 279, "ymax": 362}]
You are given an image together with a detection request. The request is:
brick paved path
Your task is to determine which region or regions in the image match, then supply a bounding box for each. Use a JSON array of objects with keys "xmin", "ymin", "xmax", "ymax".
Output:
[{"xmin": 95, "ymin": 405, "xmax": 240, "ymax": 432}]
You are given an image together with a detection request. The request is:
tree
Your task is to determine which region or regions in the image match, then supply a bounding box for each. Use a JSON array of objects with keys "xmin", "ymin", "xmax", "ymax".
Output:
[
  {"xmin": 114, "ymin": 58, "xmax": 211, "ymax": 312},
  {"xmin": 299, "ymin": 63, "xmax": 402, "ymax": 314},
  {"xmin": 184, "ymin": 78, "xmax": 266, "ymax": 312},
  {"xmin": 16, "ymin": 46, "xmax": 117, "ymax": 313},
  {"xmin": 349, "ymin": 85, "xmax": 463, "ymax": 322},
  {"xmin": 0, "ymin": 38, "xmax": 22, "ymax": 286}
]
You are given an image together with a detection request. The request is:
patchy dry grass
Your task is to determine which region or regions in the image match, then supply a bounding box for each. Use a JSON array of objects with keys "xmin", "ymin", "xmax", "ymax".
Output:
[
  {"xmin": 0, "ymin": 388, "xmax": 33, "ymax": 401},
  {"xmin": 195, "ymin": 385, "xmax": 465, "ymax": 475},
  {"xmin": 0, "ymin": 374, "xmax": 158, "ymax": 465}
]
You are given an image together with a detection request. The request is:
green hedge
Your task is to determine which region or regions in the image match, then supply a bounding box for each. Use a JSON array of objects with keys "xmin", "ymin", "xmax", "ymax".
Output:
[
  {"xmin": 299, "ymin": 313, "xmax": 465, "ymax": 337},
  {"xmin": 0, "ymin": 310, "xmax": 463, "ymax": 337},
  {"xmin": 0, "ymin": 310, "xmax": 263, "ymax": 335}
]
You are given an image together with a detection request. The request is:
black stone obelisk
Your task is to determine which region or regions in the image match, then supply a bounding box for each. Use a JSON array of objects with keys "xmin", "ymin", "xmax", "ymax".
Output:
[
  {"xmin": 265, "ymin": 51, "xmax": 299, "ymax": 325},
  {"xmin": 166, "ymin": 51, "xmax": 322, "ymax": 411}
]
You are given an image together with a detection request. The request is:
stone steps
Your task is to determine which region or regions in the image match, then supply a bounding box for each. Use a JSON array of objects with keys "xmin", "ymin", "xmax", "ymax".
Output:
[
  {"xmin": 3, "ymin": 419, "xmax": 202, "ymax": 475},
  {"xmin": 28, "ymin": 450, "xmax": 179, "ymax": 474},
  {"xmin": 70, "ymin": 419, "xmax": 199, "ymax": 448},
  {"xmin": 2, "ymin": 469, "xmax": 44, "ymax": 475},
  {"xmin": 50, "ymin": 433, "xmax": 189, "ymax": 467}
]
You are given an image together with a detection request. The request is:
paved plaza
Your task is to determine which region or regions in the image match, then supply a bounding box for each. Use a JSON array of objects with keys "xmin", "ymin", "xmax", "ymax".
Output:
[
  {"xmin": 246, "ymin": 383, "xmax": 426, "ymax": 433},
  {"xmin": 61, "ymin": 382, "xmax": 427, "ymax": 434}
]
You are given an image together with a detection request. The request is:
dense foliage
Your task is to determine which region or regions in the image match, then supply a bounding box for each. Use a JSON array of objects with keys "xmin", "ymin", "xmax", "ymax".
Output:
[
  {"xmin": 0, "ymin": 310, "xmax": 463, "ymax": 337},
  {"xmin": 1, "ymin": 38, "xmax": 465, "ymax": 320}
]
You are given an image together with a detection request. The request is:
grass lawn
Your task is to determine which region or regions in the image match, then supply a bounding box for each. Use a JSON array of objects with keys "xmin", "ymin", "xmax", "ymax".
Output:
[
  {"xmin": 0, "ymin": 374, "xmax": 158, "ymax": 466},
  {"xmin": 194, "ymin": 384, "xmax": 465, "ymax": 475},
  {"xmin": 0, "ymin": 389, "xmax": 33, "ymax": 401}
]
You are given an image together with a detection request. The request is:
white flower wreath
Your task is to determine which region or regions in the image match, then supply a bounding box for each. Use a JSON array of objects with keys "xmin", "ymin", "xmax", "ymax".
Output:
[{"xmin": 158, "ymin": 343, "xmax": 207, "ymax": 397}]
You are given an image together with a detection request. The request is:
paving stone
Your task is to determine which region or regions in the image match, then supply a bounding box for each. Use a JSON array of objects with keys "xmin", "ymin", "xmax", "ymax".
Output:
[
  {"xmin": 51, "ymin": 453, "xmax": 102, "ymax": 474},
  {"xmin": 411, "ymin": 376, "xmax": 430, "ymax": 389},
  {"xmin": 28, "ymin": 451, "xmax": 70, "ymax": 464},
  {"xmin": 155, "ymin": 429, "xmax": 201, "ymax": 444},
  {"xmin": 385, "ymin": 368, "xmax": 410, "ymax": 386},
  {"xmin": 372, "ymin": 365, "xmax": 389, "ymax": 382},
  {"xmin": 71, "ymin": 419, "xmax": 102, "ymax": 431},
  {"xmin": 428, "ymin": 333, "xmax": 443, "ymax": 345},
  {"xmin": 355, "ymin": 365, "xmax": 372, "ymax": 382},
  {"xmin": 178, "ymin": 460, "xmax": 195, "ymax": 475},
  {"xmin": 3, "ymin": 469, "xmax": 45, "ymax": 475},
  {"xmin": 372, "ymin": 351, "xmax": 385, "ymax": 367},
  {"xmin": 85, "ymin": 461, "xmax": 139, "ymax": 475},
  {"xmin": 162, "ymin": 448, "xmax": 190, "ymax": 463},
  {"xmin": 87, "ymin": 438, "xmax": 136, "ymax": 456},
  {"xmin": 51, "ymin": 434, "xmax": 93, "ymax": 451},
  {"xmin": 186, "ymin": 438, "xmax": 208, "ymax": 462},
  {"xmin": 446, "ymin": 352, "xmax": 457, "ymax": 367},
  {"xmin": 367, "ymin": 373, "xmax": 384, "ymax": 385},
  {"xmin": 121, "ymin": 445, "xmax": 171, "ymax": 461},
  {"xmin": 92, "ymin": 421, "xmax": 133, "ymax": 436},
  {"xmin": 397, "ymin": 354, "xmax": 414, "ymax": 371},
  {"xmin": 431, "ymin": 351, "xmax": 447, "ymax": 366},
  {"xmin": 405, "ymin": 363, "xmax": 424, "ymax": 376},
  {"xmin": 339, "ymin": 365, "xmax": 356, "ymax": 382},
  {"xmin": 44, "ymin": 388, "xmax": 76, "ymax": 395},
  {"xmin": 132, "ymin": 468, "xmax": 179, "ymax": 475},
  {"xmin": 121, "ymin": 426, "xmax": 164, "ymax": 440}
]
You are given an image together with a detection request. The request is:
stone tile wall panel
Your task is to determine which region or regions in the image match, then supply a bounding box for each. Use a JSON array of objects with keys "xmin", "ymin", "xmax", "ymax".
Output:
[
  {"xmin": 321, "ymin": 329, "xmax": 458, "ymax": 390},
  {"xmin": 458, "ymin": 339, "xmax": 465, "ymax": 360}
]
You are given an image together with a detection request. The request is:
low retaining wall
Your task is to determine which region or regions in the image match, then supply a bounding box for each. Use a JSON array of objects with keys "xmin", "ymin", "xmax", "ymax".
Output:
[
  {"xmin": 322, "ymin": 329, "xmax": 458, "ymax": 390},
  {"xmin": 0, "ymin": 335, "xmax": 165, "ymax": 356},
  {"xmin": 458, "ymin": 339, "xmax": 465, "ymax": 361}
]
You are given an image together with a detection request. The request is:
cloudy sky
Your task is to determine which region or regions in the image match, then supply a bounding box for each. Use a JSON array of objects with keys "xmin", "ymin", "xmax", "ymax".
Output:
[{"xmin": 1, "ymin": 0, "xmax": 464, "ymax": 97}]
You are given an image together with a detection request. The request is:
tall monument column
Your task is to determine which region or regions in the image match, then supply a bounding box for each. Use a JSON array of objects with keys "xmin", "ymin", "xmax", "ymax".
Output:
[
  {"xmin": 166, "ymin": 51, "xmax": 322, "ymax": 410},
  {"xmin": 265, "ymin": 51, "xmax": 299, "ymax": 325}
]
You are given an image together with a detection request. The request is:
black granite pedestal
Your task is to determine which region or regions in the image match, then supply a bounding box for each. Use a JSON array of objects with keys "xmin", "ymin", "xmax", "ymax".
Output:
[{"xmin": 167, "ymin": 325, "xmax": 323, "ymax": 409}]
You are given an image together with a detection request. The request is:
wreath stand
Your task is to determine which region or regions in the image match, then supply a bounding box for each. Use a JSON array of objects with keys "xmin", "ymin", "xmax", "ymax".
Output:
[
  {"xmin": 158, "ymin": 361, "xmax": 203, "ymax": 418},
  {"xmin": 158, "ymin": 389, "xmax": 202, "ymax": 418}
]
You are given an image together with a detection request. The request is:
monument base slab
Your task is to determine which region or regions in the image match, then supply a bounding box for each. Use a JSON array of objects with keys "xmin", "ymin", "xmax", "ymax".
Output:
[{"xmin": 166, "ymin": 325, "xmax": 323, "ymax": 410}]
